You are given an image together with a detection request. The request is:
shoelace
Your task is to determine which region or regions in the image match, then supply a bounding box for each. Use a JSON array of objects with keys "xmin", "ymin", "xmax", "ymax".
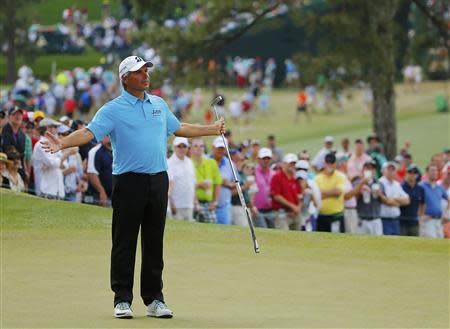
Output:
[
  {"xmin": 116, "ymin": 302, "xmax": 130, "ymax": 310},
  {"xmin": 154, "ymin": 301, "xmax": 167, "ymax": 310}
]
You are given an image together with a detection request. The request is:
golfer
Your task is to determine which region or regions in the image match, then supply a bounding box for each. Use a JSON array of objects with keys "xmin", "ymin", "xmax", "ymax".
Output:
[{"xmin": 41, "ymin": 55, "xmax": 225, "ymax": 319}]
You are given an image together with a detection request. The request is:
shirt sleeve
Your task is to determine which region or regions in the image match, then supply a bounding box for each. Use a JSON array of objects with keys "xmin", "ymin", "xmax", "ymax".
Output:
[
  {"xmin": 270, "ymin": 174, "xmax": 282, "ymax": 197},
  {"xmin": 212, "ymin": 161, "xmax": 223, "ymax": 185},
  {"xmin": 86, "ymin": 105, "xmax": 114, "ymax": 142},
  {"xmin": 164, "ymin": 101, "xmax": 181, "ymax": 137},
  {"xmin": 86, "ymin": 146, "xmax": 100, "ymax": 175}
]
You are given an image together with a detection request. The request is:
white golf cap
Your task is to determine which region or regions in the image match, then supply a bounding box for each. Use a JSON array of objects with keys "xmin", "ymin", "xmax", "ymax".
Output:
[
  {"xmin": 57, "ymin": 124, "xmax": 71, "ymax": 134},
  {"xmin": 39, "ymin": 117, "xmax": 61, "ymax": 127},
  {"xmin": 324, "ymin": 135, "xmax": 334, "ymax": 143},
  {"xmin": 173, "ymin": 137, "xmax": 189, "ymax": 147},
  {"xmin": 251, "ymin": 139, "xmax": 260, "ymax": 145},
  {"xmin": 59, "ymin": 115, "xmax": 71, "ymax": 123},
  {"xmin": 213, "ymin": 136, "xmax": 227, "ymax": 148},
  {"xmin": 283, "ymin": 153, "xmax": 298, "ymax": 163},
  {"xmin": 258, "ymin": 147, "xmax": 273, "ymax": 159},
  {"xmin": 118, "ymin": 55, "xmax": 153, "ymax": 79},
  {"xmin": 296, "ymin": 170, "xmax": 308, "ymax": 180},
  {"xmin": 382, "ymin": 161, "xmax": 397, "ymax": 170},
  {"xmin": 296, "ymin": 160, "xmax": 310, "ymax": 170}
]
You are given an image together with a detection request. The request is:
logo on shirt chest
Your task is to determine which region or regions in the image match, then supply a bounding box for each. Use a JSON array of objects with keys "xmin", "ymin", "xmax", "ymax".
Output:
[{"xmin": 152, "ymin": 109, "xmax": 162, "ymax": 116}]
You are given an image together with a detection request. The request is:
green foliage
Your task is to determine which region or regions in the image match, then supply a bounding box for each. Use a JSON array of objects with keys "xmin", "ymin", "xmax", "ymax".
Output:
[
  {"xmin": 0, "ymin": 47, "xmax": 105, "ymax": 80},
  {"xmin": 23, "ymin": 0, "xmax": 122, "ymax": 25}
]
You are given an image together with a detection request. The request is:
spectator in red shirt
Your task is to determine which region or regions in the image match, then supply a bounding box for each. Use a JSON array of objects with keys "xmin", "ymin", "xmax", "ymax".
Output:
[
  {"xmin": 270, "ymin": 153, "xmax": 302, "ymax": 230},
  {"xmin": 63, "ymin": 98, "xmax": 77, "ymax": 118}
]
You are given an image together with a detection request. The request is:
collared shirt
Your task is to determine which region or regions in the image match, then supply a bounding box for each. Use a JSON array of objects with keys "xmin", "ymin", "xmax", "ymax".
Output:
[
  {"xmin": 314, "ymin": 170, "xmax": 346, "ymax": 215},
  {"xmin": 379, "ymin": 176, "xmax": 409, "ymax": 218},
  {"xmin": 213, "ymin": 156, "xmax": 235, "ymax": 208},
  {"xmin": 87, "ymin": 144, "xmax": 113, "ymax": 197},
  {"xmin": 347, "ymin": 153, "xmax": 372, "ymax": 179},
  {"xmin": 419, "ymin": 181, "xmax": 448, "ymax": 218},
  {"xmin": 253, "ymin": 164, "xmax": 275, "ymax": 210},
  {"xmin": 270, "ymin": 170, "xmax": 301, "ymax": 211},
  {"xmin": 32, "ymin": 136, "xmax": 65, "ymax": 198},
  {"xmin": 192, "ymin": 156, "xmax": 222, "ymax": 202},
  {"xmin": 167, "ymin": 154, "xmax": 196, "ymax": 209},
  {"xmin": 312, "ymin": 147, "xmax": 333, "ymax": 171},
  {"xmin": 400, "ymin": 181, "xmax": 424, "ymax": 223},
  {"xmin": 87, "ymin": 90, "xmax": 180, "ymax": 175}
]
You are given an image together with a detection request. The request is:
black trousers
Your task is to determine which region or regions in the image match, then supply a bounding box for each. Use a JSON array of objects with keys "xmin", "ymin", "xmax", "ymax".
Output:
[
  {"xmin": 317, "ymin": 213, "xmax": 345, "ymax": 233},
  {"xmin": 110, "ymin": 171, "xmax": 168, "ymax": 307}
]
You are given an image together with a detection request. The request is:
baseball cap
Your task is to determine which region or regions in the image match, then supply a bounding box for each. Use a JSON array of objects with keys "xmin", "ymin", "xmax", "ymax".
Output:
[
  {"xmin": 173, "ymin": 137, "xmax": 189, "ymax": 147},
  {"xmin": 251, "ymin": 139, "xmax": 260, "ymax": 146},
  {"xmin": 33, "ymin": 111, "xmax": 45, "ymax": 121},
  {"xmin": 382, "ymin": 161, "xmax": 397, "ymax": 170},
  {"xmin": 213, "ymin": 136, "xmax": 227, "ymax": 148},
  {"xmin": 364, "ymin": 159, "xmax": 377, "ymax": 168},
  {"xmin": 324, "ymin": 136, "xmax": 334, "ymax": 143},
  {"xmin": 296, "ymin": 160, "xmax": 309, "ymax": 170},
  {"xmin": 296, "ymin": 170, "xmax": 308, "ymax": 180},
  {"xmin": 258, "ymin": 147, "xmax": 273, "ymax": 159},
  {"xmin": 283, "ymin": 153, "xmax": 298, "ymax": 163},
  {"xmin": 406, "ymin": 163, "xmax": 419, "ymax": 173},
  {"xmin": 57, "ymin": 125, "xmax": 71, "ymax": 135},
  {"xmin": 39, "ymin": 117, "xmax": 61, "ymax": 127},
  {"xmin": 59, "ymin": 115, "xmax": 72, "ymax": 123},
  {"xmin": 324, "ymin": 152, "xmax": 336, "ymax": 164},
  {"xmin": 119, "ymin": 56, "xmax": 153, "ymax": 79},
  {"xmin": 0, "ymin": 152, "xmax": 8, "ymax": 162},
  {"xmin": 8, "ymin": 106, "xmax": 23, "ymax": 115}
]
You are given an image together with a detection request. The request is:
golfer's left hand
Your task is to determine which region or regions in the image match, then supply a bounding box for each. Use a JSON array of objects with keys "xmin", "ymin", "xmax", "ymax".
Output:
[{"xmin": 215, "ymin": 117, "xmax": 225, "ymax": 135}]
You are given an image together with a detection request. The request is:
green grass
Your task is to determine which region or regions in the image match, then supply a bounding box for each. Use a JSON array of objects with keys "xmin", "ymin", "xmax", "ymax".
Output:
[
  {"xmin": 24, "ymin": 0, "xmax": 122, "ymax": 26},
  {"xmin": 1, "ymin": 190, "xmax": 449, "ymax": 328}
]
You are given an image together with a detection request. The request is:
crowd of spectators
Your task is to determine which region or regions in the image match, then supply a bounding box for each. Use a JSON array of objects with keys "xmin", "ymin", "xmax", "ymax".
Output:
[{"xmin": 1, "ymin": 92, "xmax": 449, "ymax": 240}]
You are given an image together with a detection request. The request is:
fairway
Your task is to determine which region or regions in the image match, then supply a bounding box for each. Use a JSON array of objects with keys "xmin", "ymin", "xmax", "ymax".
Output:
[{"xmin": 1, "ymin": 190, "xmax": 448, "ymax": 328}]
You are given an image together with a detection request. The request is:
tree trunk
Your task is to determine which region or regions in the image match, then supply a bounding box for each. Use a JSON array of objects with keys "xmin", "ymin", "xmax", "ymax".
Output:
[
  {"xmin": 4, "ymin": 4, "xmax": 17, "ymax": 83},
  {"xmin": 368, "ymin": 0, "xmax": 399, "ymax": 160}
]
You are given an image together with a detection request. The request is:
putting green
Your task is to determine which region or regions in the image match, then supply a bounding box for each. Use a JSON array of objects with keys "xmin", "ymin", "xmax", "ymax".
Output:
[{"xmin": 1, "ymin": 190, "xmax": 449, "ymax": 328}]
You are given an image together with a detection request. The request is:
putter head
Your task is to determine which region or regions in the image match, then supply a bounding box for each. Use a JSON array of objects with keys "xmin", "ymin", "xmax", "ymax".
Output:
[{"xmin": 211, "ymin": 95, "xmax": 223, "ymax": 106}]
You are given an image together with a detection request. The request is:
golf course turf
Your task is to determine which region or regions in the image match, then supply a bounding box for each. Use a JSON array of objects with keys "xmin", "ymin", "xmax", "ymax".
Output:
[{"xmin": 1, "ymin": 190, "xmax": 448, "ymax": 328}]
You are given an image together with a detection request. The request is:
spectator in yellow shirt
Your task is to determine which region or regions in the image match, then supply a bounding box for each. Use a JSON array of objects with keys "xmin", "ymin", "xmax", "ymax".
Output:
[{"xmin": 314, "ymin": 153, "xmax": 346, "ymax": 232}]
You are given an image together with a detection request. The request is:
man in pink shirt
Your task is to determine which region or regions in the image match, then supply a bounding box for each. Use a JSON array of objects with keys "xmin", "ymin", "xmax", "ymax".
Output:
[
  {"xmin": 253, "ymin": 147, "xmax": 276, "ymax": 228},
  {"xmin": 347, "ymin": 139, "xmax": 372, "ymax": 180}
]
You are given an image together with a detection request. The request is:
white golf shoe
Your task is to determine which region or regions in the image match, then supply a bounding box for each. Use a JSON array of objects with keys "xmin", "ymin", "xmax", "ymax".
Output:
[
  {"xmin": 146, "ymin": 300, "xmax": 173, "ymax": 318},
  {"xmin": 114, "ymin": 302, "xmax": 133, "ymax": 318}
]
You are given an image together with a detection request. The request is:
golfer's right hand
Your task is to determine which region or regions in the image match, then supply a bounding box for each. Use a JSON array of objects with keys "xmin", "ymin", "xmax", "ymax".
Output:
[{"xmin": 41, "ymin": 131, "xmax": 62, "ymax": 154}]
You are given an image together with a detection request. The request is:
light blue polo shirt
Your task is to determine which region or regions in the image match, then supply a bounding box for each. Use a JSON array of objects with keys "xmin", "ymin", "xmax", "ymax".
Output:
[{"xmin": 87, "ymin": 90, "xmax": 180, "ymax": 175}]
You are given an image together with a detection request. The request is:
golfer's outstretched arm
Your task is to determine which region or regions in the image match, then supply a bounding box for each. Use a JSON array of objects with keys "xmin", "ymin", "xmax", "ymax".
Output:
[
  {"xmin": 175, "ymin": 118, "xmax": 225, "ymax": 137},
  {"xmin": 41, "ymin": 128, "xmax": 94, "ymax": 153}
]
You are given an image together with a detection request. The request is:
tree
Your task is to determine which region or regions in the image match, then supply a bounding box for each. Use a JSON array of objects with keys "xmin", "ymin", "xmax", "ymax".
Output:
[
  {"xmin": 131, "ymin": 0, "xmax": 444, "ymax": 159},
  {"xmin": 0, "ymin": 0, "xmax": 40, "ymax": 83}
]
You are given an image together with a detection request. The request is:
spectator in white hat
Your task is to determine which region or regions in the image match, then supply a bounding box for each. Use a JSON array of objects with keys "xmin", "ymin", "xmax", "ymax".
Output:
[
  {"xmin": 167, "ymin": 137, "xmax": 196, "ymax": 221},
  {"xmin": 211, "ymin": 136, "xmax": 234, "ymax": 225},
  {"xmin": 312, "ymin": 136, "xmax": 335, "ymax": 172},
  {"xmin": 379, "ymin": 161, "xmax": 410, "ymax": 235},
  {"xmin": 253, "ymin": 147, "xmax": 276, "ymax": 228},
  {"xmin": 296, "ymin": 159, "xmax": 321, "ymax": 231},
  {"xmin": 270, "ymin": 153, "xmax": 302, "ymax": 230},
  {"xmin": 32, "ymin": 118, "xmax": 68, "ymax": 199}
]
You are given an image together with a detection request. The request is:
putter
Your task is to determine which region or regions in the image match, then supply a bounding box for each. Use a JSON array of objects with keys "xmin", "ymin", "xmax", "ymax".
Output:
[{"xmin": 211, "ymin": 95, "xmax": 260, "ymax": 254}]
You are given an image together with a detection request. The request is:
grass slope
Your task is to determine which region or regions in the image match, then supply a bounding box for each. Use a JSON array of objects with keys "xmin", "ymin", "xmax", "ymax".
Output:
[{"xmin": 1, "ymin": 190, "xmax": 449, "ymax": 328}]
